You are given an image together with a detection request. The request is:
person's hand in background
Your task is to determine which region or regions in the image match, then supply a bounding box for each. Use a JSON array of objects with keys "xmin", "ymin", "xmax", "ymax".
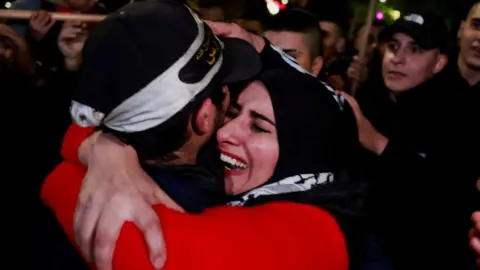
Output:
[
  {"xmin": 470, "ymin": 212, "xmax": 480, "ymax": 268},
  {"xmin": 340, "ymin": 91, "xmax": 388, "ymax": 155},
  {"xmin": 29, "ymin": 10, "xmax": 55, "ymax": 41},
  {"xmin": 347, "ymin": 56, "xmax": 368, "ymax": 88},
  {"xmin": 0, "ymin": 23, "xmax": 36, "ymax": 76},
  {"xmin": 58, "ymin": 20, "xmax": 88, "ymax": 71},
  {"xmin": 205, "ymin": 20, "xmax": 265, "ymax": 53}
]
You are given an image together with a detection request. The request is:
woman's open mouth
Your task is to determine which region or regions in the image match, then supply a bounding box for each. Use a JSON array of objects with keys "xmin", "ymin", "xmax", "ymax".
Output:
[{"xmin": 220, "ymin": 152, "xmax": 248, "ymax": 173}]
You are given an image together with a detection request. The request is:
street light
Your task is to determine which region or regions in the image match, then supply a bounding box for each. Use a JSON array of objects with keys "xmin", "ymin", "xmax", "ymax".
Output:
[{"xmin": 390, "ymin": 9, "xmax": 401, "ymax": 20}]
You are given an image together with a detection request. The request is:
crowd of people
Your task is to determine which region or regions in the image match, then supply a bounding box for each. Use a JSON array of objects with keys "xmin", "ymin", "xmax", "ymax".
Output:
[{"xmin": 1, "ymin": 0, "xmax": 479, "ymax": 269}]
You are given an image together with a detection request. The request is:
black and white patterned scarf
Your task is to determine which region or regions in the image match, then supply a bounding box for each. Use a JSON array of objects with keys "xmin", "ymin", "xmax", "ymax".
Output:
[{"xmin": 227, "ymin": 172, "xmax": 334, "ymax": 206}]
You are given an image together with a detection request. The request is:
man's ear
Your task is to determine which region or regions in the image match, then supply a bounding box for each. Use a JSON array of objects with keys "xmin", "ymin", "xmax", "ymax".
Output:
[
  {"xmin": 311, "ymin": 56, "xmax": 323, "ymax": 77},
  {"xmin": 433, "ymin": 54, "xmax": 448, "ymax": 74},
  {"xmin": 194, "ymin": 98, "xmax": 216, "ymax": 135}
]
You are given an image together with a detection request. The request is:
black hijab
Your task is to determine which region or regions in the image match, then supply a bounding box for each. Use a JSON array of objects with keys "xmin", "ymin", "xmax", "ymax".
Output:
[{"xmin": 227, "ymin": 69, "xmax": 365, "ymax": 268}]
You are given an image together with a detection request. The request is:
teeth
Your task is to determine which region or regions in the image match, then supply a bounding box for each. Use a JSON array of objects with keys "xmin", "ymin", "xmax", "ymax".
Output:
[{"xmin": 220, "ymin": 153, "xmax": 248, "ymax": 169}]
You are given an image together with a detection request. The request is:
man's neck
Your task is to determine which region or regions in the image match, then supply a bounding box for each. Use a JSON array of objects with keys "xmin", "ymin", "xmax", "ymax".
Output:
[
  {"xmin": 163, "ymin": 149, "xmax": 197, "ymax": 166},
  {"xmin": 458, "ymin": 56, "xmax": 480, "ymax": 87}
]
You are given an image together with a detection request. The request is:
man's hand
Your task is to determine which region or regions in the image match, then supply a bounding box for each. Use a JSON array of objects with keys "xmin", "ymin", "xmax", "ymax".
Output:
[
  {"xmin": 340, "ymin": 91, "xmax": 389, "ymax": 155},
  {"xmin": 74, "ymin": 133, "xmax": 183, "ymax": 270},
  {"xmin": 58, "ymin": 21, "xmax": 88, "ymax": 71},
  {"xmin": 205, "ymin": 20, "xmax": 265, "ymax": 53},
  {"xmin": 29, "ymin": 10, "xmax": 55, "ymax": 41},
  {"xmin": 470, "ymin": 212, "xmax": 480, "ymax": 267}
]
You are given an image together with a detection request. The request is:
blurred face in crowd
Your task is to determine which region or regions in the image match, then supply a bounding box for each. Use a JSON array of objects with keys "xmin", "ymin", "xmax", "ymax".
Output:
[
  {"xmin": 382, "ymin": 33, "xmax": 447, "ymax": 94},
  {"xmin": 265, "ymin": 30, "xmax": 322, "ymax": 76},
  {"xmin": 217, "ymin": 81, "xmax": 279, "ymax": 195},
  {"xmin": 458, "ymin": 3, "xmax": 480, "ymax": 70},
  {"xmin": 319, "ymin": 21, "xmax": 344, "ymax": 63},
  {"xmin": 66, "ymin": 0, "xmax": 98, "ymax": 12},
  {"xmin": 0, "ymin": 24, "xmax": 35, "ymax": 75}
]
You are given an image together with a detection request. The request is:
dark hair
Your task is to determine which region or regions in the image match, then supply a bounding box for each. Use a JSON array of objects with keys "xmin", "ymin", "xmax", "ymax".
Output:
[
  {"xmin": 197, "ymin": 0, "xmax": 223, "ymax": 9},
  {"xmin": 266, "ymin": 8, "xmax": 323, "ymax": 59},
  {"xmin": 305, "ymin": 1, "xmax": 350, "ymax": 36},
  {"xmin": 101, "ymin": 86, "xmax": 225, "ymax": 162},
  {"xmin": 240, "ymin": 0, "xmax": 270, "ymax": 24}
]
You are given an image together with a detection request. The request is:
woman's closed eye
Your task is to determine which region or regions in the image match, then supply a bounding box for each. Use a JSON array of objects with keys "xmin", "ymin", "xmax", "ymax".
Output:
[{"xmin": 252, "ymin": 122, "xmax": 270, "ymax": 133}]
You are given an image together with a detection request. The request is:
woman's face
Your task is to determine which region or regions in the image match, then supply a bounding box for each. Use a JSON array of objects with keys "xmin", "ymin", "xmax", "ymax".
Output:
[{"xmin": 217, "ymin": 81, "xmax": 279, "ymax": 195}]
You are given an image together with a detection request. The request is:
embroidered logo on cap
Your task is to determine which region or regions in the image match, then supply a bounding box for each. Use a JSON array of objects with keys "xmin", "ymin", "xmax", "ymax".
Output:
[{"xmin": 403, "ymin": 14, "xmax": 424, "ymax": 25}]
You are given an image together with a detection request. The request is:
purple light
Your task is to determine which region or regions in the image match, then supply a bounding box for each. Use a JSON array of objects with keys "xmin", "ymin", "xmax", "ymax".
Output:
[{"xmin": 376, "ymin": 11, "xmax": 384, "ymax": 20}]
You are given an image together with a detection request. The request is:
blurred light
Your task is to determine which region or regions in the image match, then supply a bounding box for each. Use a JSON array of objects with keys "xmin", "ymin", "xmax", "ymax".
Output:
[
  {"xmin": 390, "ymin": 9, "xmax": 401, "ymax": 20},
  {"xmin": 376, "ymin": 11, "xmax": 384, "ymax": 20},
  {"xmin": 5, "ymin": 2, "xmax": 11, "ymax": 8},
  {"xmin": 281, "ymin": 0, "xmax": 288, "ymax": 4},
  {"xmin": 379, "ymin": 0, "xmax": 386, "ymax": 3},
  {"xmin": 266, "ymin": 0, "xmax": 280, "ymax": 15}
]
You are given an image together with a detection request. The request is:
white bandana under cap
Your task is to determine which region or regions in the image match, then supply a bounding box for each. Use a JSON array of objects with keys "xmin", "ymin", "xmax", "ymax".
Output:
[{"xmin": 70, "ymin": 6, "xmax": 224, "ymax": 132}]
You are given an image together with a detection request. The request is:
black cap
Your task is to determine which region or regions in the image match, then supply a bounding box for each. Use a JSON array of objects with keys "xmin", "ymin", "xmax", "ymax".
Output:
[
  {"xmin": 71, "ymin": 0, "xmax": 261, "ymax": 133},
  {"xmin": 379, "ymin": 12, "xmax": 449, "ymax": 53}
]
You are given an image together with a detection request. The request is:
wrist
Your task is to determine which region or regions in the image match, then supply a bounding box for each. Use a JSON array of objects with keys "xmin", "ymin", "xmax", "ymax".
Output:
[
  {"xmin": 89, "ymin": 133, "xmax": 138, "ymax": 166},
  {"xmin": 64, "ymin": 57, "xmax": 82, "ymax": 71}
]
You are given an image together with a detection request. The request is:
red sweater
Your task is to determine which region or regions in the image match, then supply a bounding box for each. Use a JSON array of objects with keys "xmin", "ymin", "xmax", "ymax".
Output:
[{"xmin": 41, "ymin": 124, "xmax": 349, "ymax": 270}]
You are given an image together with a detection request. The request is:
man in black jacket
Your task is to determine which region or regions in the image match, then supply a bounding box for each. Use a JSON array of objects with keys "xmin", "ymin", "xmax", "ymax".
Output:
[{"xmin": 343, "ymin": 11, "xmax": 476, "ymax": 270}]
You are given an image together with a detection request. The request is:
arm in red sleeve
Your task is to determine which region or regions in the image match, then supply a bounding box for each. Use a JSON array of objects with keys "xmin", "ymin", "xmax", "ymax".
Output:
[
  {"xmin": 61, "ymin": 124, "xmax": 95, "ymax": 162},
  {"xmin": 42, "ymin": 163, "xmax": 349, "ymax": 270}
]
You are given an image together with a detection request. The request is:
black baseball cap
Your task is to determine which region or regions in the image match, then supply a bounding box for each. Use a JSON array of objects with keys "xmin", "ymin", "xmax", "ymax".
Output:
[
  {"xmin": 71, "ymin": 0, "xmax": 261, "ymax": 133},
  {"xmin": 379, "ymin": 11, "xmax": 449, "ymax": 53}
]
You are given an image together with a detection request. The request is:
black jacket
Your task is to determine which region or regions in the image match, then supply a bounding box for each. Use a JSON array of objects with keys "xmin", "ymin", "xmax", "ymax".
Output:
[{"xmin": 358, "ymin": 65, "xmax": 477, "ymax": 269}]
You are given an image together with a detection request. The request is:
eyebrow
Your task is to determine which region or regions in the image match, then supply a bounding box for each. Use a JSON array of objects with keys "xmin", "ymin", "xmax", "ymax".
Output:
[
  {"xmin": 283, "ymin": 49, "xmax": 298, "ymax": 53},
  {"xmin": 390, "ymin": 38, "xmax": 418, "ymax": 47},
  {"xmin": 230, "ymin": 101, "xmax": 276, "ymax": 126},
  {"xmin": 251, "ymin": 111, "xmax": 276, "ymax": 126}
]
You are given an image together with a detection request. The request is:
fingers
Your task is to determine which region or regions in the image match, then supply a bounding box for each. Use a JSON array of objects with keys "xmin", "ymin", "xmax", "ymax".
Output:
[
  {"xmin": 205, "ymin": 20, "xmax": 233, "ymax": 36},
  {"xmin": 30, "ymin": 11, "xmax": 39, "ymax": 21},
  {"xmin": 474, "ymin": 212, "xmax": 480, "ymax": 222},
  {"xmin": 93, "ymin": 196, "xmax": 129, "ymax": 270},
  {"xmin": 92, "ymin": 193, "xmax": 165, "ymax": 270},
  {"xmin": 471, "ymin": 236, "xmax": 480, "ymax": 255},
  {"xmin": 339, "ymin": 91, "xmax": 362, "ymax": 121},
  {"xmin": 29, "ymin": 10, "xmax": 55, "ymax": 39},
  {"xmin": 133, "ymin": 203, "xmax": 166, "ymax": 269},
  {"xmin": 471, "ymin": 212, "xmax": 480, "ymax": 257},
  {"xmin": 75, "ymin": 188, "xmax": 107, "ymax": 262},
  {"xmin": 60, "ymin": 26, "xmax": 85, "ymax": 39},
  {"xmin": 31, "ymin": 10, "xmax": 51, "ymax": 27},
  {"xmin": 38, "ymin": 12, "xmax": 50, "ymax": 27},
  {"xmin": 46, "ymin": 17, "xmax": 57, "ymax": 30}
]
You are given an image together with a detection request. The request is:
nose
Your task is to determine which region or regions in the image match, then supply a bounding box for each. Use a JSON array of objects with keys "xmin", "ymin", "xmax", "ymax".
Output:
[
  {"xmin": 391, "ymin": 48, "xmax": 406, "ymax": 65},
  {"xmin": 217, "ymin": 117, "xmax": 248, "ymax": 146}
]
